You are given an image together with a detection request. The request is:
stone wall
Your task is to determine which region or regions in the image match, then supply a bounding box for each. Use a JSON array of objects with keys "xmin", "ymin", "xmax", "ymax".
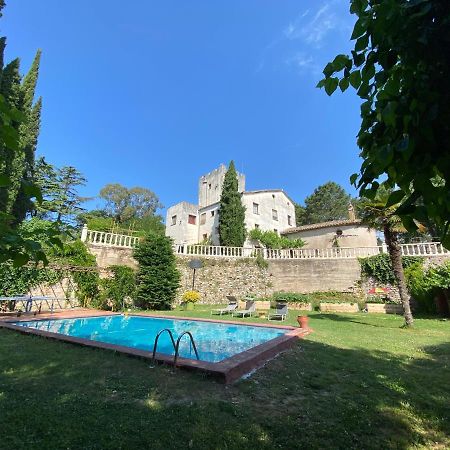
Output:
[
  {"xmin": 177, "ymin": 257, "xmax": 271, "ymax": 304},
  {"xmin": 268, "ymin": 259, "xmax": 361, "ymax": 293},
  {"xmin": 88, "ymin": 245, "xmax": 138, "ymax": 269},
  {"xmin": 86, "ymin": 244, "xmax": 362, "ymax": 303}
]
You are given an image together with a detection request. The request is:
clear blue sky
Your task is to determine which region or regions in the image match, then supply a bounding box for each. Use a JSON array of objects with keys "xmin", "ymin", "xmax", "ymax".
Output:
[{"xmin": 3, "ymin": 0, "xmax": 362, "ymax": 215}]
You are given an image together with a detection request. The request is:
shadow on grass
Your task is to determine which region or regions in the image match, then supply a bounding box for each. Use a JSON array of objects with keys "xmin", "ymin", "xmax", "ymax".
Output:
[
  {"xmin": 0, "ymin": 328, "xmax": 449, "ymax": 449},
  {"xmin": 308, "ymin": 312, "xmax": 391, "ymax": 328}
]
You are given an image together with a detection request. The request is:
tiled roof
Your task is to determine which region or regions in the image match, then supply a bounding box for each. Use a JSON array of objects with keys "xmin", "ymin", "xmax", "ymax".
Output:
[{"xmin": 281, "ymin": 219, "xmax": 363, "ymax": 235}]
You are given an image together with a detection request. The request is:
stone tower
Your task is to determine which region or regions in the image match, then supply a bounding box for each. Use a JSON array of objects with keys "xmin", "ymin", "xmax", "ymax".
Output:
[{"xmin": 198, "ymin": 164, "xmax": 245, "ymax": 208}]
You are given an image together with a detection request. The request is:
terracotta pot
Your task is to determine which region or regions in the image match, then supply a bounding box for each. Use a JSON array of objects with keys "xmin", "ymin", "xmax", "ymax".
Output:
[{"xmin": 297, "ymin": 315, "xmax": 309, "ymax": 329}]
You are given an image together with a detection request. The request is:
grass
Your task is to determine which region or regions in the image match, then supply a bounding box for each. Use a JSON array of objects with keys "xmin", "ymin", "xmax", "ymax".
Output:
[{"xmin": 0, "ymin": 306, "xmax": 449, "ymax": 449}]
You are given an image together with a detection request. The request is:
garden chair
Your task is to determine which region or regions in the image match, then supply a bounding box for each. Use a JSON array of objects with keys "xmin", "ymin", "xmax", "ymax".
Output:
[
  {"xmin": 211, "ymin": 297, "xmax": 238, "ymax": 315},
  {"xmin": 232, "ymin": 300, "xmax": 256, "ymax": 318},
  {"xmin": 268, "ymin": 303, "xmax": 288, "ymax": 321}
]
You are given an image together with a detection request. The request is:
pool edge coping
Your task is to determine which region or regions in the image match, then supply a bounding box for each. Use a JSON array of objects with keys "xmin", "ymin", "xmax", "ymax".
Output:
[{"xmin": 0, "ymin": 309, "xmax": 312, "ymax": 383}]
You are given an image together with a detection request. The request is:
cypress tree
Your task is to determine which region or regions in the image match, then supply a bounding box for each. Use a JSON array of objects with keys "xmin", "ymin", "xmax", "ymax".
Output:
[
  {"xmin": 133, "ymin": 233, "xmax": 180, "ymax": 310},
  {"xmin": 0, "ymin": 44, "xmax": 42, "ymax": 221},
  {"xmin": 218, "ymin": 161, "xmax": 246, "ymax": 246}
]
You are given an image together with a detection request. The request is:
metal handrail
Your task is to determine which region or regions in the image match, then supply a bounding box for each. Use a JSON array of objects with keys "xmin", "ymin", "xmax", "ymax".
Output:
[
  {"xmin": 173, "ymin": 331, "xmax": 200, "ymax": 366},
  {"xmin": 152, "ymin": 328, "xmax": 176, "ymax": 361}
]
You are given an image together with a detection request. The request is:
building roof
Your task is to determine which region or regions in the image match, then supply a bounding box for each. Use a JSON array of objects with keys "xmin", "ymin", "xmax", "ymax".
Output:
[
  {"xmin": 243, "ymin": 189, "xmax": 295, "ymax": 205},
  {"xmin": 281, "ymin": 219, "xmax": 363, "ymax": 235}
]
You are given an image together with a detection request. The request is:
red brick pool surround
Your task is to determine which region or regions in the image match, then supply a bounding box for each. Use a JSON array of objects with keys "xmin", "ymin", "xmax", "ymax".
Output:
[{"xmin": 0, "ymin": 309, "xmax": 311, "ymax": 383}]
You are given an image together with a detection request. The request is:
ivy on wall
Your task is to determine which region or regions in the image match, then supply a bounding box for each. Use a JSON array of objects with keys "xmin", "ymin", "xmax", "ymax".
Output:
[
  {"xmin": 359, "ymin": 253, "xmax": 423, "ymax": 285},
  {"xmin": 0, "ymin": 264, "xmax": 61, "ymax": 297}
]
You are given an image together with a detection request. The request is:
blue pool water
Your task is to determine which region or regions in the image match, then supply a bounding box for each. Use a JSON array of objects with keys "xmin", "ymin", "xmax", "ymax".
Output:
[{"xmin": 14, "ymin": 315, "xmax": 288, "ymax": 362}]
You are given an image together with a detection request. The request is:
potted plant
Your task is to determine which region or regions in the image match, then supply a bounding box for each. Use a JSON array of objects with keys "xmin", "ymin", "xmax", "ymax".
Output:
[
  {"xmin": 297, "ymin": 315, "xmax": 309, "ymax": 328},
  {"xmin": 182, "ymin": 290, "xmax": 200, "ymax": 311}
]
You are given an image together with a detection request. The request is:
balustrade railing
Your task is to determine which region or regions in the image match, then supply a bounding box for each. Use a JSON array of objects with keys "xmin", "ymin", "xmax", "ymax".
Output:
[
  {"xmin": 83, "ymin": 229, "xmax": 140, "ymax": 248},
  {"xmin": 80, "ymin": 226, "xmax": 448, "ymax": 259}
]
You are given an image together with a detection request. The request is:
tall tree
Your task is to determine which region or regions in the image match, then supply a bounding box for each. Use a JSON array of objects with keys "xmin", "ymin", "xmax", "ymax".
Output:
[
  {"xmin": 303, "ymin": 182, "xmax": 352, "ymax": 224},
  {"xmin": 318, "ymin": 0, "xmax": 450, "ymax": 248},
  {"xmin": 294, "ymin": 203, "xmax": 307, "ymax": 226},
  {"xmin": 0, "ymin": 47, "xmax": 42, "ymax": 222},
  {"xmin": 133, "ymin": 233, "xmax": 180, "ymax": 310},
  {"xmin": 34, "ymin": 157, "xmax": 88, "ymax": 225},
  {"xmin": 99, "ymin": 183, "xmax": 162, "ymax": 223},
  {"xmin": 218, "ymin": 160, "xmax": 246, "ymax": 246},
  {"xmin": 360, "ymin": 188, "xmax": 414, "ymax": 327}
]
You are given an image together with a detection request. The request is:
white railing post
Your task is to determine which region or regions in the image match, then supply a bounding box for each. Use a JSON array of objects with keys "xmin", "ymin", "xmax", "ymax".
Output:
[{"xmin": 81, "ymin": 224, "xmax": 88, "ymax": 242}]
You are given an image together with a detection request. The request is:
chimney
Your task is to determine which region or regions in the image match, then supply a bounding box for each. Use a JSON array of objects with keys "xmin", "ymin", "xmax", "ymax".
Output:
[{"xmin": 348, "ymin": 203, "xmax": 356, "ymax": 221}]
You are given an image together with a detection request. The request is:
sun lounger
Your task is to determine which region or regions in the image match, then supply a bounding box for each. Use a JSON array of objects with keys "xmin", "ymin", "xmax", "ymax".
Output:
[
  {"xmin": 211, "ymin": 296, "xmax": 238, "ymax": 315},
  {"xmin": 268, "ymin": 303, "xmax": 288, "ymax": 321},
  {"xmin": 232, "ymin": 300, "xmax": 256, "ymax": 318}
]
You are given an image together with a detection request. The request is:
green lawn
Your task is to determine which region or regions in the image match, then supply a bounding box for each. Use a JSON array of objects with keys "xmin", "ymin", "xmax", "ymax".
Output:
[{"xmin": 0, "ymin": 307, "xmax": 449, "ymax": 449}]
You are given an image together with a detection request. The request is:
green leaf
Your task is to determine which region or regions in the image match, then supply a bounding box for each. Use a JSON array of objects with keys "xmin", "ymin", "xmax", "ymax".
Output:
[
  {"xmin": 355, "ymin": 34, "xmax": 369, "ymax": 52},
  {"xmin": 362, "ymin": 63, "xmax": 375, "ymax": 82},
  {"xmin": 323, "ymin": 62, "xmax": 335, "ymax": 77},
  {"xmin": 332, "ymin": 54, "xmax": 350, "ymax": 72},
  {"xmin": 351, "ymin": 17, "xmax": 368, "ymax": 40},
  {"xmin": 386, "ymin": 190, "xmax": 405, "ymax": 207},
  {"xmin": 324, "ymin": 77, "xmax": 339, "ymax": 96},
  {"xmin": 357, "ymin": 82, "xmax": 371, "ymax": 99},
  {"xmin": 316, "ymin": 79, "xmax": 326, "ymax": 89},
  {"xmin": 350, "ymin": 173, "xmax": 359, "ymax": 185},
  {"xmin": 349, "ymin": 70, "xmax": 362, "ymax": 89},
  {"xmin": 352, "ymin": 51, "xmax": 366, "ymax": 67},
  {"xmin": 339, "ymin": 78, "xmax": 350, "ymax": 92}
]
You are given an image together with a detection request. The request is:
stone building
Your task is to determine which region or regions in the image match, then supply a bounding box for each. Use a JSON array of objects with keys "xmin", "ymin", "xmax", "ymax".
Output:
[
  {"xmin": 281, "ymin": 205, "xmax": 377, "ymax": 248},
  {"xmin": 165, "ymin": 164, "xmax": 296, "ymax": 245}
]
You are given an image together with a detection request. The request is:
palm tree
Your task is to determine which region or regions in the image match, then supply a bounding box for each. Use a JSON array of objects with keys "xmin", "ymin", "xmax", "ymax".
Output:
[{"xmin": 360, "ymin": 189, "xmax": 414, "ymax": 327}]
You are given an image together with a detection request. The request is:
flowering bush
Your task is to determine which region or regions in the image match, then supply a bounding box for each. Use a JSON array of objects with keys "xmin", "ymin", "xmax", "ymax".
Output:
[{"xmin": 182, "ymin": 290, "xmax": 201, "ymax": 303}]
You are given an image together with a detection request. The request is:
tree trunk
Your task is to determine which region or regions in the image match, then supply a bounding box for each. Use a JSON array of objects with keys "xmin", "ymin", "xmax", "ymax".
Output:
[{"xmin": 383, "ymin": 224, "xmax": 414, "ymax": 327}]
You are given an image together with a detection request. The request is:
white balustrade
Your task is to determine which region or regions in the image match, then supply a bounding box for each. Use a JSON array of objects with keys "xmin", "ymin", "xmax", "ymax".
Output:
[{"xmin": 81, "ymin": 227, "xmax": 448, "ymax": 259}]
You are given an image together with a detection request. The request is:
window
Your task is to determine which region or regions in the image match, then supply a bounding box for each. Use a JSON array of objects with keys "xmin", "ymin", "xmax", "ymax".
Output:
[
  {"xmin": 272, "ymin": 209, "xmax": 278, "ymax": 221},
  {"xmin": 208, "ymin": 183, "xmax": 211, "ymax": 190},
  {"xmin": 272, "ymin": 194, "xmax": 275, "ymax": 199},
  {"xmin": 211, "ymin": 210, "xmax": 215, "ymax": 217},
  {"xmin": 255, "ymin": 224, "xmax": 260, "ymax": 229},
  {"xmin": 171, "ymin": 215, "xmax": 177, "ymax": 226},
  {"xmin": 288, "ymin": 215, "xmax": 292, "ymax": 226},
  {"xmin": 336, "ymin": 229, "xmax": 343, "ymax": 236},
  {"xmin": 188, "ymin": 215, "xmax": 196, "ymax": 225},
  {"xmin": 200, "ymin": 213, "xmax": 206, "ymax": 225},
  {"xmin": 253, "ymin": 202, "xmax": 259, "ymax": 215}
]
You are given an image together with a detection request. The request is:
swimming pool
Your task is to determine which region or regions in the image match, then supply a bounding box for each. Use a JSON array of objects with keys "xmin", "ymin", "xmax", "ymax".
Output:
[
  {"xmin": 2, "ymin": 312, "xmax": 309, "ymax": 382},
  {"xmin": 13, "ymin": 315, "xmax": 288, "ymax": 363}
]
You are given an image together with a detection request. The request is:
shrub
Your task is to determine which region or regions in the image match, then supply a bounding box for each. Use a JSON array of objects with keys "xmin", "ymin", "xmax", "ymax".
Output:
[
  {"xmin": 55, "ymin": 240, "xmax": 100, "ymax": 308},
  {"xmin": 272, "ymin": 292, "xmax": 310, "ymax": 303},
  {"xmin": 102, "ymin": 265, "xmax": 136, "ymax": 311},
  {"xmin": 133, "ymin": 233, "xmax": 180, "ymax": 310},
  {"xmin": 359, "ymin": 254, "xmax": 422, "ymax": 285},
  {"xmin": 255, "ymin": 253, "xmax": 268, "ymax": 269},
  {"xmin": 249, "ymin": 228, "xmax": 305, "ymax": 249},
  {"xmin": 405, "ymin": 260, "xmax": 450, "ymax": 313},
  {"xmin": 182, "ymin": 290, "xmax": 201, "ymax": 303},
  {"xmin": 365, "ymin": 295, "xmax": 397, "ymax": 304}
]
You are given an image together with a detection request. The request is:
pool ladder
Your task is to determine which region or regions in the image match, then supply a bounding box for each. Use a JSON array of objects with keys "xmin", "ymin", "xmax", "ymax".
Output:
[{"xmin": 152, "ymin": 328, "xmax": 199, "ymax": 366}]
